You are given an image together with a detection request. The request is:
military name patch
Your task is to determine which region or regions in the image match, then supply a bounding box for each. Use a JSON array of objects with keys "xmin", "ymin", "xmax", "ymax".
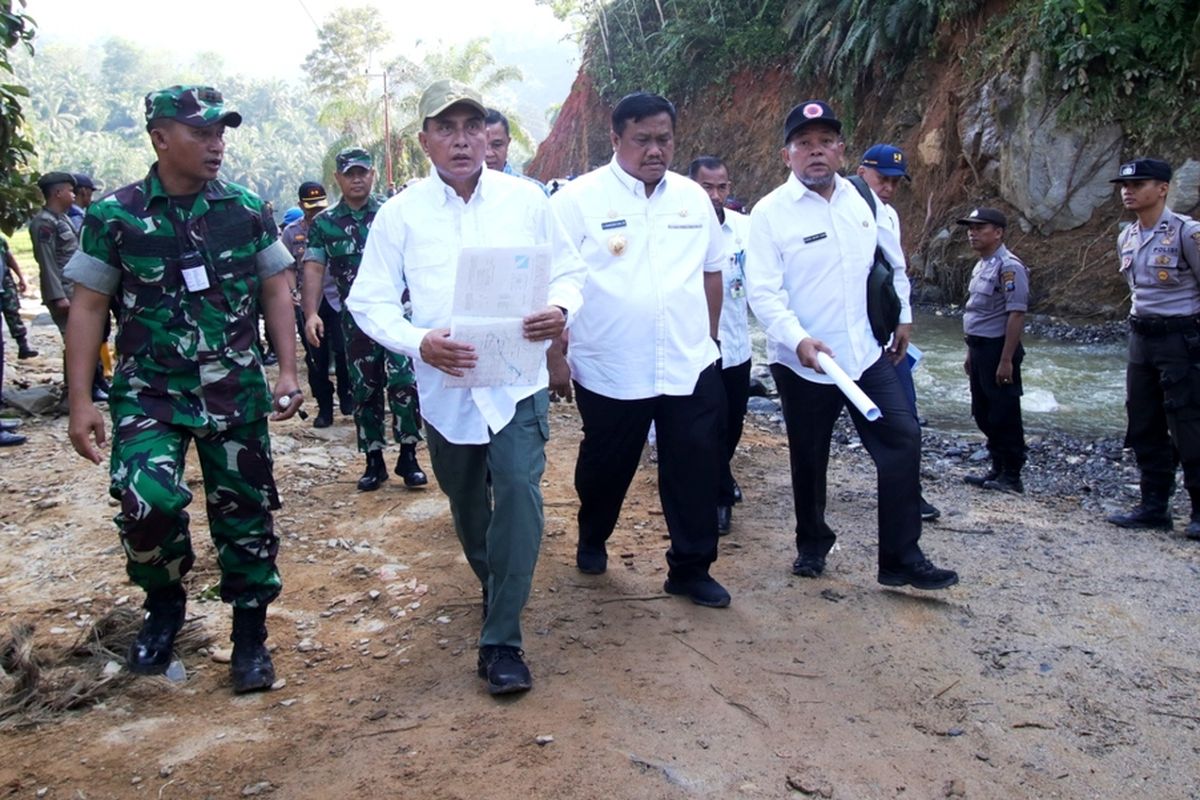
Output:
[
  {"xmin": 803, "ymin": 232, "xmax": 828, "ymax": 244},
  {"xmin": 667, "ymin": 223, "xmax": 702, "ymax": 230},
  {"xmin": 601, "ymin": 219, "xmax": 627, "ymax": 230}
]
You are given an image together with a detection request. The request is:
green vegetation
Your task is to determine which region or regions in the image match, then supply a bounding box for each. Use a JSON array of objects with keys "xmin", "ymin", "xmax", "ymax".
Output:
[
  {"xmin": 0, "ymin": 0, "xmax": 39, "ymax": 235},
  {"xmin": 553, "ymin": 0, "xmax": 1197, "ymax": 148},
  {"xmin": 1033, "ymin": 0, "xmax": 1200, "ymax": 146}
]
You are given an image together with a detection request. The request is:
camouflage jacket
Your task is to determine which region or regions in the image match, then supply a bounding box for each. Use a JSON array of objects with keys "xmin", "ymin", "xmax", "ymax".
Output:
[
  {"xmin": 301, "ymin": 196, "xmax": 382, "ymax": 305},
  {"xmin": 29, "ymin": 206, "xmax": 78, "ymax": 303},
  {"xmin": 63, "ymin": 165, "xmax": 293, "ymax": 430}
]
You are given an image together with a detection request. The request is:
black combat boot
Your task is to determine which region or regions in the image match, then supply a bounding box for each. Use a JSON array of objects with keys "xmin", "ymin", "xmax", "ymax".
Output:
[
  {"xmin": 964, "ymin": 455, "xmax": 1000, "ymax": 487},
  {"xmin": 394, "ymin": 443, "xmax": 428, "ymax": 488},
  {"xmin": 230, "ymin": 605, "xmax": 275, "ymax": 694},
  {"xmin": 16, "ymin": 340, "xmax": 37, "ymax": 359},
  {"xmin": 1106, "ymin": 485, "xmax": 1173, "ymax": 530},
  {"xmin": 127, "ymin": 584, "xmax": 186, "ymax": 675},
  {"xmin": 982, "ymin": 471, "xmax": 1024, "ymax": 494},
  {"xmin": 357, "ymin": 450, "xmax": 388, "ymax": 491}
]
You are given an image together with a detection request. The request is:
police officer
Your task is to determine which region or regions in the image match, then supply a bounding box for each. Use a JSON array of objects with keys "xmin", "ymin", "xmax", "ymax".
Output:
[
  {"xmin": 68, "ymin": 173, "xmax": 96, "ymax": 232},
  {"xmin": 958, "ymin": 207, "xmax": 1029, "ymax": 494},
  {"xmin": 29, "ymin": 172, "xmax": 78, "ymax": 338},
  {"xmin": 63, "ymin": 85, "xmax": 301, "ymax": 693},
  {"xmin": 301, "ymin": 148, "xmax": 427, "ymax": 491},
  {"xmin": 1106, "ymin": 159, "xmax": 1200, "ymax": 538}
]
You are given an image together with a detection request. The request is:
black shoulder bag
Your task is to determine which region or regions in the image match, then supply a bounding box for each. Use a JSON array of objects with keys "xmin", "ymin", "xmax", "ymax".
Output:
[{"xmin": 847, "ymin": 175, "xmax": 902, "ymax": 346}]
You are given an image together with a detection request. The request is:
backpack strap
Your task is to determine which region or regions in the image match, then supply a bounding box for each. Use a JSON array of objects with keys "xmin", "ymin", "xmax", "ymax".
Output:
[{"xmin": 847, "ymin": 174, "xmax": 876, "ymax": 217}]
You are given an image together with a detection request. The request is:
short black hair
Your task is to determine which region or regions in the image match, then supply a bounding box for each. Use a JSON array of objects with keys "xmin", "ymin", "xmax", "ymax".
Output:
[
  {"xmin": 39, "ymin": 182, "xmax": 69, "ymax": 202},
  {"xmin": 687, "ymin": 156, "xmax": 726, "ymax": 180},
  {"xmin": 611, "ymin": 92, "xmax": 676, "ymax": 136},
  {"xmin": 484, "ymin": 108, "xmax": 510, "ymax": 137}
]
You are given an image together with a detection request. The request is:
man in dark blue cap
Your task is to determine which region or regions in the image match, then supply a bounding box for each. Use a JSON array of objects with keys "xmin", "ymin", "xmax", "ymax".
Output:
[
  {"xmin": 745, "ymin": 100, "xmax": 958, "ymax": 591},
  {"xmin": 1105, "ymin": 158, "xmax": 1200, "ymax": 539}
]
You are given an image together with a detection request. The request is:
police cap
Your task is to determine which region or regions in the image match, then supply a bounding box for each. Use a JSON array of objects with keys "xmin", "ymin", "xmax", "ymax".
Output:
[
  {"xmin": 1110, "ymin": 158, "xmax": 1172, "ymax": 183},
  {"xmin": 298, "ymin": 181, "xmax": 328, "ymax": 209},
  {"xmin": 36, "ymin": 171, "xmax": 77, "ymax": 191},
  {"xmin": 956, "ymin": 207, "xmax": 1007, "ymax": 228}
]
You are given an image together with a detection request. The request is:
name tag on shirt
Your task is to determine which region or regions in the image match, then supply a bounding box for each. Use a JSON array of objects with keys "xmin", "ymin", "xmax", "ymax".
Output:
[
  {"xmin": 803, "ymin": 232, "xmax": 828, "ymax": 244},
  {"xmin": 601, "ymin": 220, "xmax": 627, "ymax": 230},
  {"xmin": 182, "ymin": 265, "xmax": 210, "ymax": 292},
  {"xmin": 668, "ymin": 223, "xmax": 702, "ymax": 230}
]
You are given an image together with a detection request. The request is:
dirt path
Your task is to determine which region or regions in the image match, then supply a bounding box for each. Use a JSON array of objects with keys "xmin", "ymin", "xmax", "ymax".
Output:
[{"xmin": 2, "ymin": 318, "xmax": 1200, "ymax": 799}]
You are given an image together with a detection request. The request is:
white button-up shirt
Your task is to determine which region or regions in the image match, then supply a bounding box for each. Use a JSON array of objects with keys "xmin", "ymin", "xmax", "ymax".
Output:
[
  {"xmin": 550, "ymin": 158, "xmax": 725, "ymax": 400},
  {"xmin": 718, "ymin": 209, "xmax": 751, "ymax": 367},
  {"xmin": 745, "ymin": 172, "xmax": 912, "ymax": 384},
  {"xmin": 347, "ymin": 168, "xmax": 585, "ymax": 444}
]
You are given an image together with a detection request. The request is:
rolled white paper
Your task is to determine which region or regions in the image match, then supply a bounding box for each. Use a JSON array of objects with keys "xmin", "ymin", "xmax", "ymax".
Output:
[{"xmin": 816, "ymin": 352, "xmax": 882, "ymax": 422}]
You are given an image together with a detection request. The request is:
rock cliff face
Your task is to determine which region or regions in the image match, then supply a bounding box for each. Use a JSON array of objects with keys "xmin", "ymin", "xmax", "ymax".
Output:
[{"xmin": 528, "ymin": 27, "xmax": 1200, "ymax": 318}]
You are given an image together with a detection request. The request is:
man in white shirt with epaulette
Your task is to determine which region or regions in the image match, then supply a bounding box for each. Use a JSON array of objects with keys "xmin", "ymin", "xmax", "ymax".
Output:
[
  {"xmin": 688, "ymin": 155, "xmax": 752, "ymax": 537},
  {"xmin": 550, "ymin": 92, "xmax": 732, "ymax": 608},
  {"xmin": 348, "ymin": 79, "xmax": 585, "ymax": 696},
  {"xmin": 745, "ymin": 99, "xmax": 958, "ymax": 591}
]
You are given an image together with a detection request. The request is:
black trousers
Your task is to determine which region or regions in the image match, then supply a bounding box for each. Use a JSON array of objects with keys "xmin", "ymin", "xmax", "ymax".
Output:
[
  {"xmin": 574, "ymin": 365, "xmax": 723, "ymax": 580},
  {"xmin": 719, "ymin": 359, "xmax": 751, "ymax": 505},
  {"xmin": 1125, "ymin": 329, "xmax": 1200, "ymax": 494},
  {"xmin": 966, "ymin": 335, "xmax": 1026, "ymax": 471},
  {"xmin": 771, "ymin": 355, "xmax": 923, "ymax": 569},
  {"xmin": 296, "ymin": 300, "xmax": 351, "ymax": 416}
]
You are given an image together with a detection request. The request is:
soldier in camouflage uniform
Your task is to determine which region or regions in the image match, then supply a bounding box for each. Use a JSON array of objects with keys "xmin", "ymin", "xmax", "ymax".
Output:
[
  {"xmin": 301, "ymin": 147, "xmax": 427, "ymax": 492},
  {"xmin": 63, "ymin": 85, "xmax": 302, "ymax": 694},
  {"xmin": 0, "ymin": 235, "xmax": 37, "ymax": 358}
]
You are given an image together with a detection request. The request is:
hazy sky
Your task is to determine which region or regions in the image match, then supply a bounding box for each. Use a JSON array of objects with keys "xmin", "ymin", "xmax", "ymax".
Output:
[{"xmin": 27, "ymin": 0, "xmax": 579, "ymax": 86}]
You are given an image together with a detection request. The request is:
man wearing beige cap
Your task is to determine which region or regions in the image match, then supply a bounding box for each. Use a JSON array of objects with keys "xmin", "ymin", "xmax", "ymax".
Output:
[{"xmin": 348, "ymin": 80, "xmax": 585, "ymax": 696}]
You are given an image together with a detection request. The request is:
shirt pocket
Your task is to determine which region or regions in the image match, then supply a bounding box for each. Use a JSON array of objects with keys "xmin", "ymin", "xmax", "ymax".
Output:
[
  {"xmin": 585, "ymin": 214, "xmax": 643, "ymax": 263},
  {"xmin": 1147, "ymin": 253, "xmax": 1182, "ymax": 286}
]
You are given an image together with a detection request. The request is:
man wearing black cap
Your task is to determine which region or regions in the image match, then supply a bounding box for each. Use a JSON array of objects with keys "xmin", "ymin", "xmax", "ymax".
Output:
[
  {"xmin": 68, "ymin": 173, "xmax": 96, "ymax": 232},
  {"xmin": 745, "ymin": 99, "xmax": 958, "ymax": 590},
  {"xmin": 957, "ymin": 207, "xmax": 1030, "ymax": 494},
  {"xmin": 29, "ymin": 171, "xmax": 78, "ymax": 333},
  {"xmin": 1106, "ymin": 158, "xmax": 1200, "ymax": 539}
]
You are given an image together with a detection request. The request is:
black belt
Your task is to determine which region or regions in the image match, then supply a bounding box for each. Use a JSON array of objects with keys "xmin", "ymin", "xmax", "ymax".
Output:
[
  {"xmin": 1128, "ymin": 315, "xmax": 1200, "ymax": 336},
  {"xmin": 964, "ymin": 334, "xmax": 1003, "ymax": 346}
]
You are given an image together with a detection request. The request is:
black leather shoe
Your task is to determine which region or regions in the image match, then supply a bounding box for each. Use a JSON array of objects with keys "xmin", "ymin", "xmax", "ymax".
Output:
[
  {"xmin": 395, "ymin": 443, "xmax": 428, "ymax": 488},
  {"xmin": 0, "ymin": 430, "xmax": 24, "ymax": 446},
  {"xmin": 477, "ymin": 645, "xmax": 532, "ymax": 695},
  {"xmin": 663, "ymin": 575, "xmax": 731, "ymax": 608},
  {"xmin": 576, "ymin": 543, "xmax": 607, "ymax": 575},
  {"xmin": 1186, "ymin": 519, "xmax": 1200, "ymax": 541},
  {"xmin": 920, "ymin": 498, "xmax": 941, "ymax": 521},
  {"xmin": 312, "ymin": 411, "xmax": 333, "ymax": 429},
  {"xmin": 791, "ymin": 553, "xmax": 825, "ymax": 578},
  {"xmin": 732, "ymin": 479, "xmax": 743, "ymax": 504},
  {"xmin": 1106, "ymin": 504, "xmax": 1173, "ymax": 530},
  {"xmin": 91, "ymin": 387, "xmax": 109, "ymax": 403},
  {"xmin": 717, "ymin": 505, "xmax": 732, "ymax": 536},
  {"xmin": 17, "ymin": 344, "xmax": 37, "ymax": 359},
  {"xmin": 230, "ymin": 606, "xmax": 275, "ymax": 693},
  {"xmin": 357, "ymin": 451, "xmax": 388, "ymax": 492},
  {"xmin": 127, "ymin": 585, "xmax": 186, "ymax": 675},
  {"xmin": 982, "ymin": 474, "xmax": 1023, "ymax": 494},
  {"xmin": 878, "ymin": 558, "xmax": 959, "ymax": 590},
  {"xmin": 0, "ymin": 418, "xmax": 21, "ymax": 431},
  {"xmin": 964, "ymin": 468, "xmax": 998, "ymax": 487}
]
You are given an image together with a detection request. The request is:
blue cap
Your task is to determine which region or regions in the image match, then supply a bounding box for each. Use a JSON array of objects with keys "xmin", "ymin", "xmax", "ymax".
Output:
[
  {"xmin": 860, "ymin": 144, "xmax": 910, "ymax": 179},
  {"xmin": 282, "ymin": 206, "xmax": 303, "ymax": 226}
]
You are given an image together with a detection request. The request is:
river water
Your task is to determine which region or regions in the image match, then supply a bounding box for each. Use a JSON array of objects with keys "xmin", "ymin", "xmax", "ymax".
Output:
[{"xmin": 752, "ymin": 311, "xmax": 1129, "ymax": 439}]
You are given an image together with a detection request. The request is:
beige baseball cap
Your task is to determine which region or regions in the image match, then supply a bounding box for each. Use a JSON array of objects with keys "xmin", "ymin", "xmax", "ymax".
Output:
[{"xmin": 417, "ymin": 79, "xmax": 485, "ymax": 123}]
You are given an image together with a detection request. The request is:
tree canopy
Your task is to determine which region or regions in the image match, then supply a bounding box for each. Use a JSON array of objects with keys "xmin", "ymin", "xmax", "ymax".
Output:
[{"xmin": 0, "ymin": 0, "xmax": 40, "ymax": 235}]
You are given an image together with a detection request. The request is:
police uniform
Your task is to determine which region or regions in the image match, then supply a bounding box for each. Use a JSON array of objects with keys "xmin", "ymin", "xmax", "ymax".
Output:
[
  {"xmin": 960, "ymin": 215, "xmax": 1030, "ymax": 489},
  {"xmin": 1106, "ymin": 158, "xmax": 1200, "ymax": 535},
  {"xmin": 28, "ymin": 175, "xmax": 79, "ymax": 332},
  {"xmin": 302, "ymin": 159, "xmax": 422, "ymax": 462}
]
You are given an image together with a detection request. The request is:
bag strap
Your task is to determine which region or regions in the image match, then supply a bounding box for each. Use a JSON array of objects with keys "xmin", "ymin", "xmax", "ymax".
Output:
[{"xmin": 847, "ymin": 174, "xmax": 876, "ymax": 217}]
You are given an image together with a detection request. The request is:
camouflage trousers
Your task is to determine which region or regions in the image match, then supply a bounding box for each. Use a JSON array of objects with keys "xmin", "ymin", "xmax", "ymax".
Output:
[
  {"xmin": 109, "ymin": 415, "xmax": 282, "ymax": 608},
  {"xmin": 342, "ymin": 311, "xmax": 421, "ymax": 453},
  {"xmin": 1, "ymin": 270, "xmax": 26, "ymax": 344}
]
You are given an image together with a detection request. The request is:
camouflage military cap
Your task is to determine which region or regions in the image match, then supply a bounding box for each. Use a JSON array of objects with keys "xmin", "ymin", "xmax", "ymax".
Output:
[
  {"xmin": 417, "ymin": 79, "xmax": 485, "ymax": 124},
  {"xmin": 335, "ymin": 148, "xmax": 373, "ymax": 173},
  {"xmin": 144, "ymin": 85, "xmax": 243, "ymax": 129}
]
